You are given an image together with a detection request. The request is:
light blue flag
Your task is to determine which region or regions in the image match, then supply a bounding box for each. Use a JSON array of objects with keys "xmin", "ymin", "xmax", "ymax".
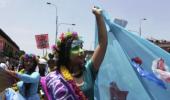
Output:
[{"xmin": 94, "ymin": 9, "xmax": 170, "ymax": 100}]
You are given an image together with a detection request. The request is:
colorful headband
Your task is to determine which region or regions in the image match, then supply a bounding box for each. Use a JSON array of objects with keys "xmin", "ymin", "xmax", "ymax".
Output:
[
  {"xmin": 51, "ymin": 45, "xmax": 59, "ymax": 51},
  {"xmin": 20, "ymin": 54, "xmax": 36, "ymax": 61},
  {"xmin": 71, "ymin": 40, "xmax": 83, "ymax": 48},
  {"xmin": 54, "ymin": 31, "xmax": 81, "ymax": 50}
]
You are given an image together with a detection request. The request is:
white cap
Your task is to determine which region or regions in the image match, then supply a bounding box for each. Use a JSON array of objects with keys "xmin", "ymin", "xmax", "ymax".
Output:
[
  {"xmin": 0, "ymin": 63, "xmax": 7, "ymax": 69},
  {"xmin": 39, "ymin": 59, "xmax": 47, "ymax": 65}
]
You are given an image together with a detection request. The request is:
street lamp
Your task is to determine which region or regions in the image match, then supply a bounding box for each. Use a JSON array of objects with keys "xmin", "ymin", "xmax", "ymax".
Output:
[
  {"xmin": 46, "ymin": 2, "xmax": 76, "ymax": 42},
  {"xmin": 128, "ymin": 30, "xmax": 139, "ymax": 33},
  {"xmin": 46, "ymin": 2, "xmax": 58, "ymax": 43},
  {"xmin": 58, "ymin": 23, "xmax": 76, "ymax": 26},
  {"xmin": 58, "ymin": 23, "xmax": 76, "ymax": 32},
  {"xmin": 139, "ymin": 18, "xmax": 147, "ymax": 37}
]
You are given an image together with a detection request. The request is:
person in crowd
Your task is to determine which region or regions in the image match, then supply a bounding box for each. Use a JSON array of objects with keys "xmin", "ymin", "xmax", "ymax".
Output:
[
  {"xmin": 0, "ymin": 62, "xmax": 8, "ymax": 70},
  {"xmin": 0, "ymin": 57, "xmax": 9, "ymax": 70},
  {"xmin": 47, "ymin": 53, "xmax": 57, "ymax": 72},
  {"xmin": 6, "ymin": 54, "xmax": 40, "ymax": 100},
  {"xmin": 5, "ymin": 57, "xmax": 10, "ymax": 69},
  {"xmin": 40, "ymin": 6, "xmax": 107, "ymax": 100},
  {"xmin": 37, "ymin": 58, "xmax": 49, "ymax": 76}
]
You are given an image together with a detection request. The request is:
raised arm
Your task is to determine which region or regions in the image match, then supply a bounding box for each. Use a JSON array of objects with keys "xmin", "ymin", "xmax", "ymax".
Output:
[{"xmin": 91, "ymin": 7, "xmax": 108, "ymax": 71}]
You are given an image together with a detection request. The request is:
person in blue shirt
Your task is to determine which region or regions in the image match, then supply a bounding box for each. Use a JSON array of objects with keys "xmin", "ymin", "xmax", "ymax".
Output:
[{"xmin": 6, "ymin": 54, "xmax": 40, "ymax": 100}]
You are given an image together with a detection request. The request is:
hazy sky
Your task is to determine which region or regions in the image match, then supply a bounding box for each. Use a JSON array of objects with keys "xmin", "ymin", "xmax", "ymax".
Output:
[{"xmin": 0, "ymin": 0, "xmax": 170, "ymax": 56}]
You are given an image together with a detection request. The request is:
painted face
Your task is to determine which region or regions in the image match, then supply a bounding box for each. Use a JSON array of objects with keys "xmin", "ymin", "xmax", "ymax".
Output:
[
  {"xmin": 71, "ymin": 40, "xmax": 84, "ymax": 56},
  {"xmin": 70, "ymin": 40, "xmax": 85, "ymax": 65}
]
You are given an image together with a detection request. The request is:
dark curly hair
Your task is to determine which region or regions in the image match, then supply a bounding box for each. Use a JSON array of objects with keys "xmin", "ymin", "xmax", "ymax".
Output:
[{"xmin": 57, "ymin": 37, "xmax": 73, "ymax": 70}]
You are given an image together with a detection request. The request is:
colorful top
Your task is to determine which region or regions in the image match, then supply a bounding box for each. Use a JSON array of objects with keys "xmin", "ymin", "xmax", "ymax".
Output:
[
  {"xmin": 17, "ymin": 72, "xmax": 40, "ymax": 100},
  {"xmin": 80, "ymin": 59, "xmax": 97, "ymax": 100},
  {"xmin": 41, "ymin": 59, "xmax": 97, "ymax": 100}
]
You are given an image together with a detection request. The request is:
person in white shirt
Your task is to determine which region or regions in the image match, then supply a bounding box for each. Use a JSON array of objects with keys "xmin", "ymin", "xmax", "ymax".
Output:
[{"xmin": 36, "ymin": 58, "xmax": 49, "ymax": 76}]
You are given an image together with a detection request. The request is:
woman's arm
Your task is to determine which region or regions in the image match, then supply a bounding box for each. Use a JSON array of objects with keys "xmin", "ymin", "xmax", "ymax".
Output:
[
  {"xmin": 91, "ymin": 7, "xmax": 108, "ymax": 71},
  {"xmin": 6, "ymin": 70, "xmax": 40, "ymax": 83},
  {"xmin": 16, "ymin": 72, "xmax": 40, "ymax": 83}
]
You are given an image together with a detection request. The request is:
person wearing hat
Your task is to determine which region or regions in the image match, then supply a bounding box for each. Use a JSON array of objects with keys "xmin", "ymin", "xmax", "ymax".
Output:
[
  {"xmin": 47, "ymin": 53, "xmax": 57, "ymax": 72},
  {"xmin": 37, "ymin": 58, "xmax": 49, "ymax": 76}
]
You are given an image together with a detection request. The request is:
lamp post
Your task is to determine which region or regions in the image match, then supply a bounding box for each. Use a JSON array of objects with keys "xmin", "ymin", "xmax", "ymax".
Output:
[
  {"xmin": 58, "ymin": 23, "xmax": 76, "ymax": 32},
  {"xmin": 139, "ymin": 18, "xmax": 147, "ymax": 37},
  {"xmin": 46, "ymin": 2, "xmax": 76, "ymax": 42},
  {"xmin": 46, "ymin": 2, "xmax": 58, "ymax": 43}
]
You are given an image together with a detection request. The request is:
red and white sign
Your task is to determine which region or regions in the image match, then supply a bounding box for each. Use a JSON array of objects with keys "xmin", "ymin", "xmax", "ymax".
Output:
[
  {"xmin": 35, "ymin": 34, "xmax": 49, "ymax": 49},
  {"xmin": 0, "ymin": 39, "xmax": 4, "ymax": 51}
]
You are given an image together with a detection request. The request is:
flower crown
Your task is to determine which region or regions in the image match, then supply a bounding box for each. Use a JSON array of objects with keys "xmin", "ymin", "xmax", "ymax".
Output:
[{"xmin": 52, "ymin": 32, "xmax": 80, "ymax": 51}]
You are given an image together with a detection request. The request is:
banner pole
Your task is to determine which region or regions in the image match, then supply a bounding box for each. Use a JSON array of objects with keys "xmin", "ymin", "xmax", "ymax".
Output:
[{"xmin": 43, "ymin": 49, "xmax": 44, "ymax": 57}]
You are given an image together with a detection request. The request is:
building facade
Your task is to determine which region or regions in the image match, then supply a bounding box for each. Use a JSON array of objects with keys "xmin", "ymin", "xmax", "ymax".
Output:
[
  {"xmin": 0, "ymin": 29, "xmax": 20, "ymax": 64},
  {"xmin": 148, "ymin": 39, "xmax": 170, "ymax": 53}
]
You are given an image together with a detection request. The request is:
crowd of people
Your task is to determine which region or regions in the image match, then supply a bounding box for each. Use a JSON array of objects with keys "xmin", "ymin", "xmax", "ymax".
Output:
[
  {"xmin": 0, "ymin": 6, "xmax": 108, "ymax": 100},
  {"xmin": 0, "ymin": 53, "xmax": 58, "ymax": 99}
]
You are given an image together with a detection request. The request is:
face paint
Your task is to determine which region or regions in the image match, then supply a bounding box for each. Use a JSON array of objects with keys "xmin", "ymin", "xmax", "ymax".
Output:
[
  {"xmin": 71, "ymin": 40, "xmax": 83, "ymax": 48},
  {"xmin": 71, "ymin": 47, "xmax": 84, "ymax": 57},
  {"xmin": 70, "ymin": 40, "xmax": 84, "ymax": 57}
]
